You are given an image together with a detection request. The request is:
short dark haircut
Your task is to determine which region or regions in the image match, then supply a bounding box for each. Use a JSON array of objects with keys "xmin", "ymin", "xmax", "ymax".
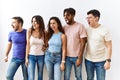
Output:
[
  {"xmin": 12, "ymin": 16, "xmax": 24, "ymax": 26},
  {"xmin": 87, "ymin": 9, "xmax": 100, "ymax": 19},
  {"xmin": 63, "ymin": 8, "xmax": 76, "ymax": 16}
]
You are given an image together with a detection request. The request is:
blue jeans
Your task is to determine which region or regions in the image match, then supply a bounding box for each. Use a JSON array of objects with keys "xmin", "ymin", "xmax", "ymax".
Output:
[
  {"xmin": 64, "ymin": 56, "xmax": 82, "ymax": 80},
  {"xmin": 45, "ymin": 50, "xmax": 62, "ymax": 80},
  {"xmin": 85, "ymin": 59, "xmax": 106, "ymax": 80},
  {"xmin": 6, "ymin": 58, "xmax": 28, "ymax": 80},
  {"xmin": 28, "ymin": 55, "xmax": 44, "ymax": 80}
]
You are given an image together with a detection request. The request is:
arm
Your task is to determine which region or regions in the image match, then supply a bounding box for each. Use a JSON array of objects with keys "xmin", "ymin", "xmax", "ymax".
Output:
[
  {"xmin": 76, "ymin": 37, "xmax": 87, "ymax": 66},
  {"xmin": 4, "ymin": 42, "xmax": 12, "ymax": 62},
  {"xmin": 42, "ymin": 30, "xmax": 48, "ymax": 51},
  {"xmin": 60, "ymin": 34, "xmax": 67, "ymax": 71},
  {"xmin": 25, "ymin": 28, "xmax": 31, "ymax": 66},
  {"xmin": 104, "ymin": 40, "xmax": 112, "ymax": 70}
]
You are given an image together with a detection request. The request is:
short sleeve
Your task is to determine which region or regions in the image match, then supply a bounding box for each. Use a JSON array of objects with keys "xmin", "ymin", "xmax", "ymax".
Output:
[
  {"xmin": 79, "ymin": 24, "xmax": 87, "ymax": 38},
  {"xmin": 105, "ymin": 30, "xmax": 112, "ymax": 41},
  {"xmin": 8, "ymin": 32, "xmax": 12, "ymax": 42}
]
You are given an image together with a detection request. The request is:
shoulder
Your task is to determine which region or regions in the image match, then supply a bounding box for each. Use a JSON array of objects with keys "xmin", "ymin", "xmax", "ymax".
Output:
[
  {"xmin": 75, "ymin": 22, "xmax": 86, "ymax": 30},
  {"xmin": 20, "ymin": 29, "xmax": 27, "ymax": 34},
  {"xmin": 27, "ymin": 28, "xmax": 32, "ymax": 33},
  {"xmin": 75, "ymin": 22, "xmax": 84, "ymax": 26},
  {"xmin": 99, "ymin": 25, "xmax": 110, "ymax": 32},
  {"xmin": 9, "ymin": 30, "xmax": 14, "ymax": 34},
  {"xmin": 61, "ymin": 33, "xmax": 66, "ymax": 39}
]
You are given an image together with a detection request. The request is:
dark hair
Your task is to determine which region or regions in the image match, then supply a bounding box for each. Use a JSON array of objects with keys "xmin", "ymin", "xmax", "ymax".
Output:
[
  {"xmin": 63, "ymin": 8, "xmax": 76, "ymax": 16},
  {"xmin": 47, "ymin": 16, "xmax": 64, "ymax": 40},
  {"xmin": 12, "ymin": 16, "xmax": 24, "ymax": 26},
  {"xmin": 31, "ymin": 15, "xmax": 45, "ymax": 39},
  {"xmin": 87, "ymin": 9, "xmax": 100, "ymax": 19}
]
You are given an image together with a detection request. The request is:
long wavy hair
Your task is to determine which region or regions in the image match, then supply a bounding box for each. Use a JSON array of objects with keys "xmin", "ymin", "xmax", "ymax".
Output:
[
  {"xmin": 31, "ymin": 15, "xmax": 45, "ymax": 39},
  {"xmin": 46, "ymin": 16, "xmax": 64, "ymax": 41}
]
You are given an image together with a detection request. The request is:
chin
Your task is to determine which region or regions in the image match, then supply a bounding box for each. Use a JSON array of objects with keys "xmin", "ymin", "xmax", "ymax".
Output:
[
  {"xmin": 66, "ymin": 22, "xmax": 70, "ymax": 25},
  {"xmin": 14, "ymin": 29, "xmax": 18, "ymax": 31}
]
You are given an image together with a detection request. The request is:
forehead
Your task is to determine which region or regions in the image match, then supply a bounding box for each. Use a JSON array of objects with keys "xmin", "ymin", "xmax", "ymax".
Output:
[
  {"xmin": 32, "ymin": 17, "xmax": 36, "ymax": 21},
  {"xmin": 87, "ymin": 14, "xmax": 94, "ymax": 17},
  {"xmin": 12, "ymin": 19, "xmax": 18, "ymax": 22},
  {"xmin": 50, "ymin": 19, "xmax": 56, "ymax": 23},
  {"xmin": 64, "ymin": 12, "xmax": 72, "ymax": 16}
]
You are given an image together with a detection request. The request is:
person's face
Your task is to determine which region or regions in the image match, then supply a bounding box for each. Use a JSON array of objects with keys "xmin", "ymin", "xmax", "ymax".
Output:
[
  {"xmin": 64, "ymin": 12, "xmax": 74, "ymax": 24},
  {"xmin": 50, "ymin": 19, "xmax": 58, "ymax": 32},
  {"xmin": 11, "ymin": 19, "xmax": 20, "ymax": 31},
  {"xmin": 32, "ymin": 18, "xmax": 40, "ymax": 29},
  {"xmin": 86, "ymin": 14, "xmax": 99, "ymax": 26}
]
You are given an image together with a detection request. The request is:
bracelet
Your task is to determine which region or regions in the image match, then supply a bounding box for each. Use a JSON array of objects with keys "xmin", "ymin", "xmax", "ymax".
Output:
[
  {"xmin": 106, "ymin": 59, "xmax": 111, "ymax": 62},
  {"xmin": 5, "ymin": 56, "xmax": 8, "ymax": 58},
  {"xmin": 62, "ymin": 60, "xmax": 65, "ymax": 63}
]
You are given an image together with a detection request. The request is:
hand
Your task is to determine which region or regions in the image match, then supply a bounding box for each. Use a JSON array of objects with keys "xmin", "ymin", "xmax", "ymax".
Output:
[
  {"xmin": 60, "ymin": 62, "xmax": 65, "ymax": 71},
  {"xmin": 41, "ymin": 45, "xmax": 47, "ymax": 51},
  {"xmin": 76, "ymin": 58, "xmax": 82, "ymax": 67},
  {"xmin": 4, "ymin": 56, "xmax": 8, "ymax": 62},
  {"xmin": 104, "ymin": 61, "xmax": 111, "ymax": 70}
]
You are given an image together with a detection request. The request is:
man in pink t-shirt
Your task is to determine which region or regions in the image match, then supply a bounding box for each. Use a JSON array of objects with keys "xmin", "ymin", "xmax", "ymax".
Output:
[{"xmin": 63, "ymin": 8, "xmax": 87, "ymax": 80}]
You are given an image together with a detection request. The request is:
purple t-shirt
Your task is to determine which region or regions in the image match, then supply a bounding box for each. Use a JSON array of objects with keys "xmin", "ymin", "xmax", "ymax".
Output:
[{"xmin": 8, "ymin": 29, "xmax": 26, "ymax": 59}]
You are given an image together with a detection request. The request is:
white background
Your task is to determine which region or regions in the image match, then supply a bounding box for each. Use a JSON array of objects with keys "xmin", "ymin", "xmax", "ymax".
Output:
[{"xmin": 0, "ymin": 0, "xmax": 120, "ymax": 80}]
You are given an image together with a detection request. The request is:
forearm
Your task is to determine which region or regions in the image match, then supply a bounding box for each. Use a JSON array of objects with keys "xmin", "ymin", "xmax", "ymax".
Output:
[
  {"xmin": 106, "ymin": 41, "xmax": 112, "ymax": 59},
  {"xmin": 26, "ymin": 44, "xmax": 30, "ymax": 59},
  {"xmin": 106, "ymin": 45, "xmax": 112, "ymax": 59},
  {"xmin": 78, "ymin": 45, "xmax": 85, "ymax": 59},
  {"xmin": 62, "ymin": 50, "xmax": 66, "ymax": 62},
  {"xmin": 5, "ymin": 42, "xmax": 12, "ymax": 57},
  {"xmin": 78, "ymin": 38, "xmax": 87, "ymax": 59}
]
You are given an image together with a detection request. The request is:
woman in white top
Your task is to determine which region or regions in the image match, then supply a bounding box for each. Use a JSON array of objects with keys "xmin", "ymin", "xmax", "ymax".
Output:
[{"xmin": 26, "ymin": 15, "xmax": 45, "ymax": 80}]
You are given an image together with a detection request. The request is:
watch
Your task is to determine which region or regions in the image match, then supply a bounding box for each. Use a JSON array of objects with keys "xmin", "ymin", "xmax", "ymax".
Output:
[{"xmin": 106, "ymin": 59, "xmax": 111, "ymax": 62}]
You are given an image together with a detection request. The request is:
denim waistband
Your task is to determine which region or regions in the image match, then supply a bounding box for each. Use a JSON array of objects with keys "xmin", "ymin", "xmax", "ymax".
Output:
[{"xmin": 46, "ymin": 50, "xmax": 61, "ymax": 55}]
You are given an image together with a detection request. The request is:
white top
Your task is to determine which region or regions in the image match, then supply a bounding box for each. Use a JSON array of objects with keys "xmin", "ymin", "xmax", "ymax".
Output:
[
  {"xmin": 85, "ymin": 25, "xmax": 112, "ymax": 62},
  {"xmin": 29, "ymin": 36, "xmax": 44, "ymax": 55}
]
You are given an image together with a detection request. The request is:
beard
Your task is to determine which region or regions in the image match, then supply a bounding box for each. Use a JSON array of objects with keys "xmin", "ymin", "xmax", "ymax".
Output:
[{"xmin": 12, "ymin": 25, "xmax": 19, "ymax": 31}]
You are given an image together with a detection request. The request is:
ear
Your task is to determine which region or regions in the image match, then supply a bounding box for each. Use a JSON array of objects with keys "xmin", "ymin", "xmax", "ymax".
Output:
[
  {"xmin": 95, "ymin": 16, "xmax": 99, "ymax": 22},
  {"xmin": 19, "ymin": 22, "xmax": 22, "ymax": 27}
]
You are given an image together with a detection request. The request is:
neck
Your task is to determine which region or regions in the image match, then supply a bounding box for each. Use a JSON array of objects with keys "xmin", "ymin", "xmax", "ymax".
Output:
[
  {"xmin": 54, "ymin": 30, "xmax": 59, "ymax": 34},
  {"xmin": 16, "ymin": 26, "xmax": 23, "ymax": 32},
  {"xmin": 71, "ymin": 20, "xmax": 75, "ymax": 25},
  {"xmin": 68, "ymin": 19, "xmax": 75, "ymax": 25},
  {"xmin": 34, "ymin": 29, "xmax": 39, "ymax": 32},
  {"xmin": 91, "ymin": 23, "xmax": 100, "ymax": 28}
]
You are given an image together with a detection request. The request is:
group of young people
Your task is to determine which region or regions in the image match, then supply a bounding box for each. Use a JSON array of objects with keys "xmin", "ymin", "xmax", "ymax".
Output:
[{"xmin": 4, "ymin": 8, "xmax": 112, "ymax": 80}]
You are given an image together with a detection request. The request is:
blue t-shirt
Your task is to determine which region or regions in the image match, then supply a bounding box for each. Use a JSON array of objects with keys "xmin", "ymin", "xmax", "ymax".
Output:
[
  {"xmin": 48, "ymin": 32, "xmax": 62, "ymax": 53},
  {"xmin": 8, "ymin": 29, "xmax": 26, "ymax": 59}
]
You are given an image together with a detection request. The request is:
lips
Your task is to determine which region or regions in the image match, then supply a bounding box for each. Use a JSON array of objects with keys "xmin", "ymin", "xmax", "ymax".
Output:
[
  {"xmin": 88, "ymin": 22, "xmax": 90, "ymax": 25},
  {"xmin": 65, "ymin": 19, "xmax": 69, "ymax": 23}
]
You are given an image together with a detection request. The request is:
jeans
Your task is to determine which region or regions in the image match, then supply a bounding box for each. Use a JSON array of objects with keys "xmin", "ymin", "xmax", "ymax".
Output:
[
  {"xmin": 28, "ymin": 55, "xmax": 44, "ymax": 80},
  {"xmin": 85, "ymin": 59, "xmax": 106, "ymax": 80},
  {"xmin": 45, "ymin": 50, "xmax": 62, "ymax": 80},
  {"xmin": 64, "ymin": 56, "xmax": 82, "ymax": 80},
  {"xmin": 6, "ymin": 58, "xmax": 28, "ymax": 80}
]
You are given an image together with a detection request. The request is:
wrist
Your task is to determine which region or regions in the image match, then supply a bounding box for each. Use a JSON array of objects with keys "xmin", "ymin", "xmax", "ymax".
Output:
[
  {"xmin": 61, "ymin": 60, "xmax": 65, "ymax": 63},
  {"xmin": 5, "ymin": 56, "xmax": 8, "ymax": 58},
  {"xmin": 106, "ymin": 59, "xmax": 111, "ymax": 62}
]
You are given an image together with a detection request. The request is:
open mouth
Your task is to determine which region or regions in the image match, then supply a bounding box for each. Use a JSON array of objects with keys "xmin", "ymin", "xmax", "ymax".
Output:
[{"xmin": 65, "ymin": 19, "xmax": 69, "ymax": 23}]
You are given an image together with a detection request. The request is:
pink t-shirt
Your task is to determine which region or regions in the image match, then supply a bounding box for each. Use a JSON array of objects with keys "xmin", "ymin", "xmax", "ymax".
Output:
[{"xmin": 64, "ymin": 22, "xmax": 87, "ymax": 57}]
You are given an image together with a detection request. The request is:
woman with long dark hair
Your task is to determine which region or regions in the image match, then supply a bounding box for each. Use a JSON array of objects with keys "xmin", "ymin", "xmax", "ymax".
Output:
[
  {"xmin": 26, "ymin": 15, "xmax": 45, "ymax": 80},
  {"xmin": 45, "ymin": 17, "xmax": 67, "ymax": 80}
]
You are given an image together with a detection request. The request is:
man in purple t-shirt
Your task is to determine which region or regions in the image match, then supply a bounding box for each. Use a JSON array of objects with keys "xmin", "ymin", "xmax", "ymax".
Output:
[{"xmin": 4, "ymin": 16, "xmax": 28, "ymax": 80}]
